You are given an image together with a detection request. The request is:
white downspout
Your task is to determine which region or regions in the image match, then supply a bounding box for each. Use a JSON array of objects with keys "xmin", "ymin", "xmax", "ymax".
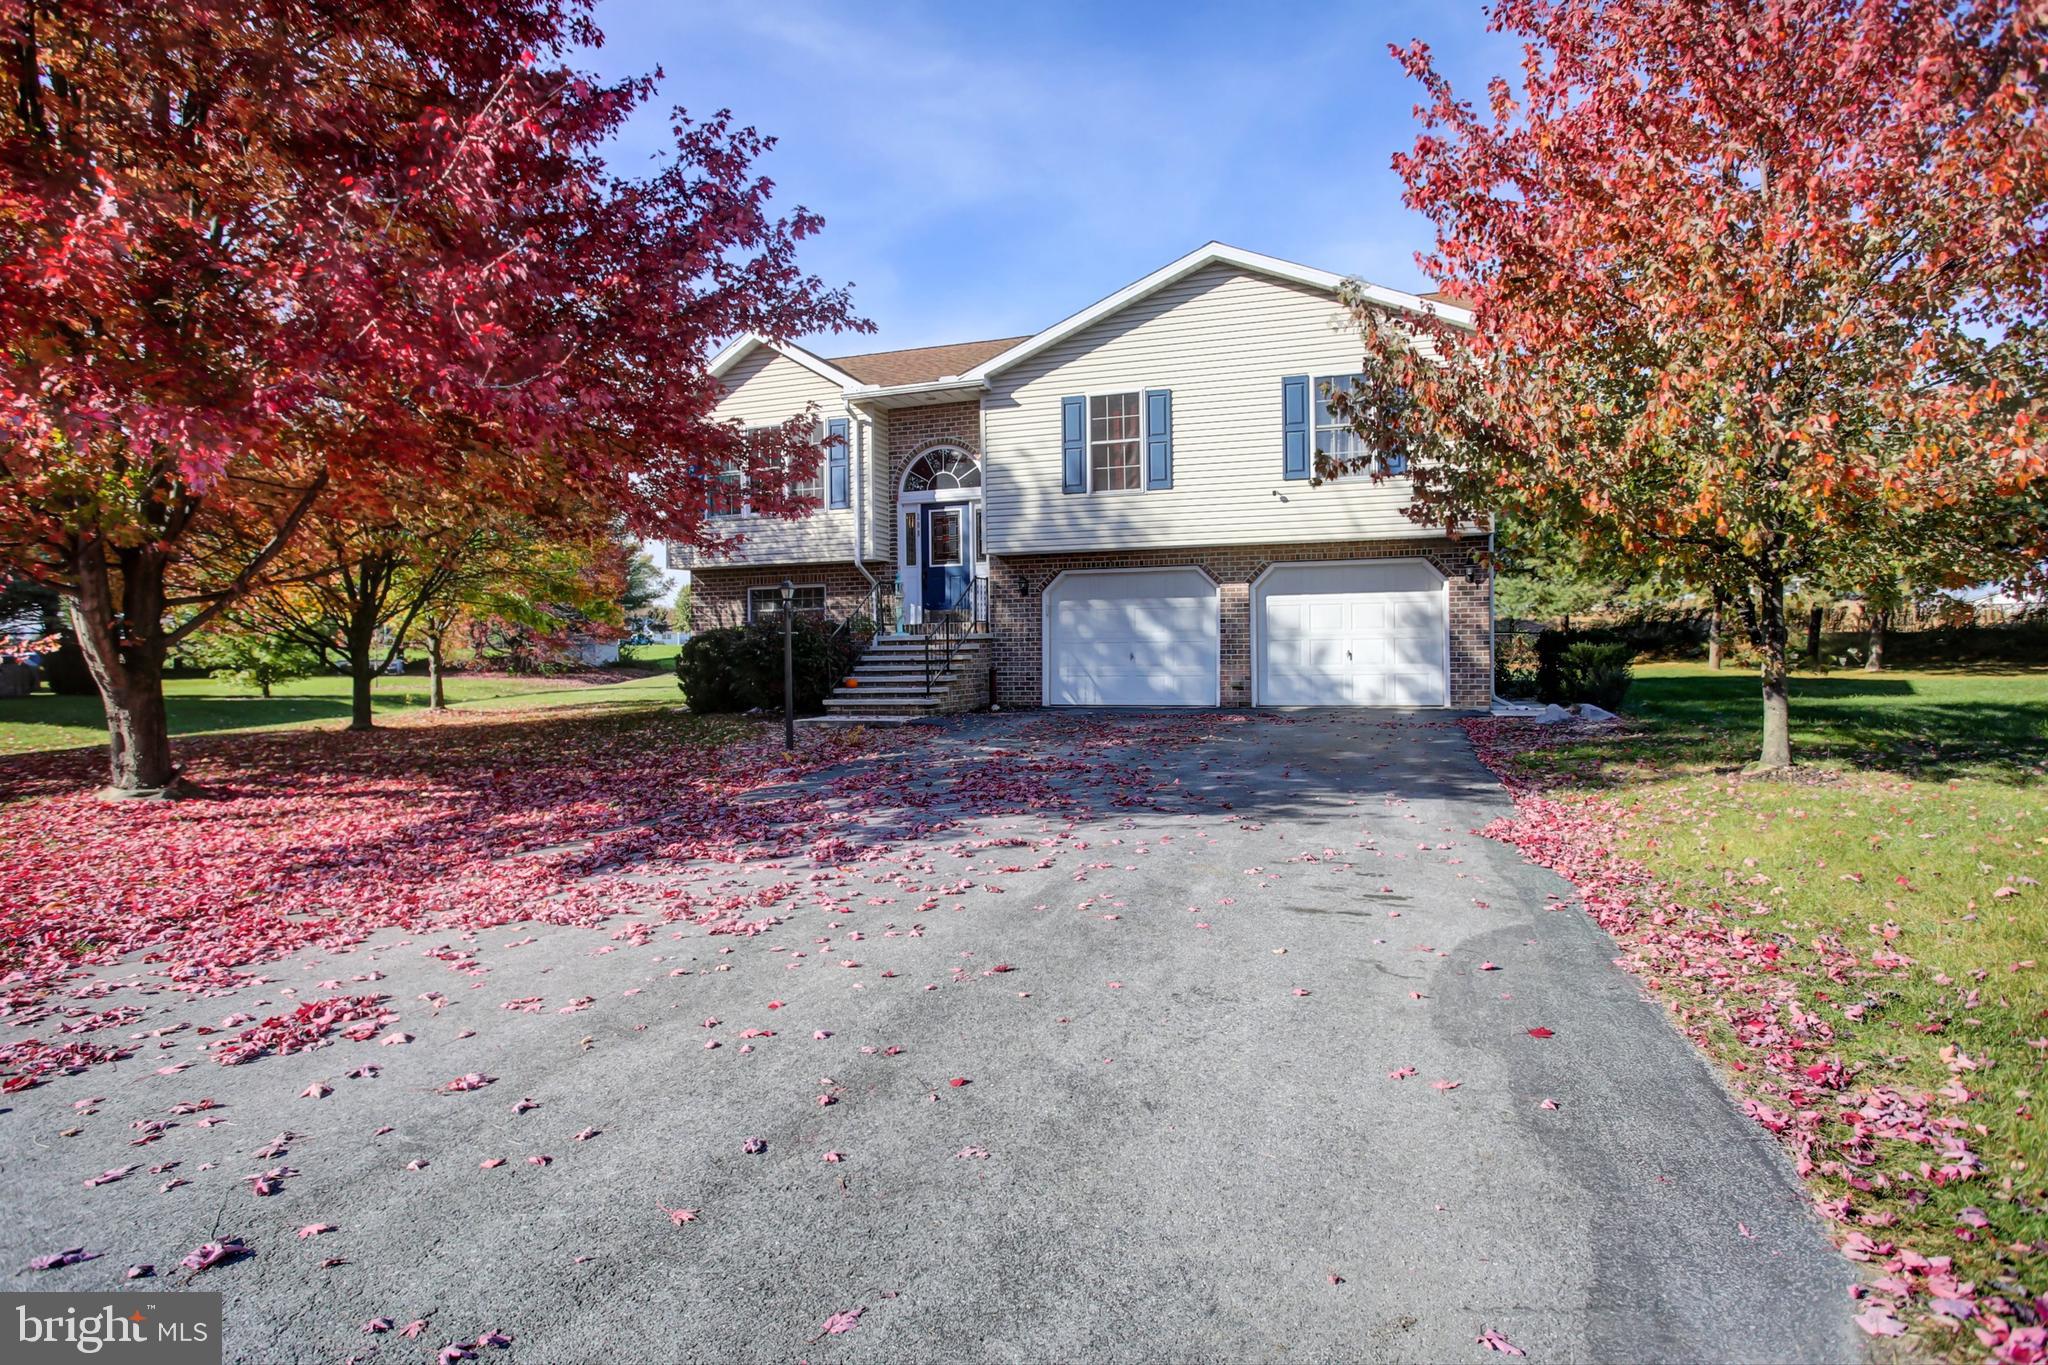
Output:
[
  {"xmin": 848, "ymin": 400, "xmax": 880, "ymax": 615},
  {"xmin": 1487, "ymin": 522, "xmax": 1499, "ymax": 711}
]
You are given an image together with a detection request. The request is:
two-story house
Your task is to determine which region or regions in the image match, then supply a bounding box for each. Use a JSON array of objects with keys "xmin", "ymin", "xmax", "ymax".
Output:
[{"xmin": 679, "ymin": 242, "xmax": 1492, "ymax": 715}]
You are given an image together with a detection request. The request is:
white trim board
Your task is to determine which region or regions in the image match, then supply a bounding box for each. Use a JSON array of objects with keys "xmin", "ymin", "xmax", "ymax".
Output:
[{"xmin": 707, "ymin": 334, "xmax": 863, "ymax": 390}]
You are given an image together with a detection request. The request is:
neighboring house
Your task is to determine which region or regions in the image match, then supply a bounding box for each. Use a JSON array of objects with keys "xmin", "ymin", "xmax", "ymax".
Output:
[
  {"xmin": 674, "ymin": 242, "xmax": 1492, "ymax": 711},
  {"xmin": 634, "ymin": 537, "xmax": 692, "ymax": 607}
]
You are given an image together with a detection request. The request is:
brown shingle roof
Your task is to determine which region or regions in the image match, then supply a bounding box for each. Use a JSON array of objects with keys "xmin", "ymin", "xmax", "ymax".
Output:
[
  {"xmin": 1419, "ymin": 288, "xmax": 1475, "ymax": 309},
  {"xmin": 826, "ymin": 336, "xmax": 1031, "ymax": 388}
]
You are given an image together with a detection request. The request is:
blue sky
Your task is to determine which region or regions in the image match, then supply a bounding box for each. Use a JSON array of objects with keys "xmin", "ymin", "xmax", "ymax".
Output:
[{"xmin": 583, "ymin": 1, "xmax": 1516, "ymax": 355}]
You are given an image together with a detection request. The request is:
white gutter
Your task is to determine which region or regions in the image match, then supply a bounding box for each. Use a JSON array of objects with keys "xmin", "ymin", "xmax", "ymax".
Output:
[{"xmin": 843, "ymin": 377, "xmax": 990, "ymax": 404}]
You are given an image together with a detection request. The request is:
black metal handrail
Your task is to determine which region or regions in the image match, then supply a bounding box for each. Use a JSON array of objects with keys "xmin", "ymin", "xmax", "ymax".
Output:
[
  {"xmin": 838, "ymin": 580, "xmax": 899, "ymax": 642},
  {"xmin": 923, "ymin": 576, "xmax": 983, "ymax": 695}
]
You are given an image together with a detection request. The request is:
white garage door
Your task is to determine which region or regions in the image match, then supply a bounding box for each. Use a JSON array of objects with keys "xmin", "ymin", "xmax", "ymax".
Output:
[
  {"xmin": 1044, "ymin": 568, "xmax": 1219, "ymax": 707},
  {"xmin": 1256, "ymin": 560, "xmax": 1449, "ymax": 706}
]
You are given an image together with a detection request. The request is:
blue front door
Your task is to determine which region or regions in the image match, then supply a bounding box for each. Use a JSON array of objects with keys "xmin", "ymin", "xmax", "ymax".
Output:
[{"xmin": 920, "ymin": 503, "xmax": 971, "ymax": 612}]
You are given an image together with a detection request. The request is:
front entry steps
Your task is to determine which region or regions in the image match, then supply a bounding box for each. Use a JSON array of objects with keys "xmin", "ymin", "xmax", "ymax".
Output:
[{"xmin": 811, "ymin": 633, "xmax": 991, "ymax": 725}]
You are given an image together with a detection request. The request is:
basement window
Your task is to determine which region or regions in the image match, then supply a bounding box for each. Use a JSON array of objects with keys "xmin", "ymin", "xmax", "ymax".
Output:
[{"xmin": 747, "ymin": 585, "xmax": 827, "ymax": 622}]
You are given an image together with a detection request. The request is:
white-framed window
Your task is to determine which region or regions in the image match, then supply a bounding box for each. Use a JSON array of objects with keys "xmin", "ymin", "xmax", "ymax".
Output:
[
  {"xmin": 708, "ymin": 464, "xmax": 746, "ymax": 518},
  {"xmin": 901, "ymin": 448, "xmax": 982, "ymax": 492},
  {"xmin": 713, "ymin": 426, "xmax": 827, "ymax": 516},
  {"xmin": 1088, "ymin": 391, "xmax": 1142, "ymax": 492},
  {"xmin": 747, "ymin": 585, "xmax": 827, "ymax": 622},
  {"xmin": 787, "ymin": 450, "xmax": 824, "ymax": 505},
  {"xmin": 1315, "ymin": 374, "xmax": 1408, "ymax": 476}
]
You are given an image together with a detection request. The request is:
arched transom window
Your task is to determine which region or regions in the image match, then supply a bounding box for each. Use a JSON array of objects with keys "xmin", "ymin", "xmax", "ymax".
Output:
[{"xmin": 902, "ymin": 448, "xmax": 982, "ymax": 493}]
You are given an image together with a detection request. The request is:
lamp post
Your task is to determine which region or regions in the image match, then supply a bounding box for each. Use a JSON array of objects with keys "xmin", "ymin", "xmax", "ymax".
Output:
[{"xmin": 779, "ymin": 578, "xmax": 796, "ymax": 751}]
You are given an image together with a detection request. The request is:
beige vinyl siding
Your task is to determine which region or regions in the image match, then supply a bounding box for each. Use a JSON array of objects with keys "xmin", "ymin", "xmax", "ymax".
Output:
[
  {"xmin": 861, "ymin": 407, "xmax": 891, "ymax": 563},
  {"xmin": 984, "ymin": 264, "xmax": 1437, "ymax": 555},
  {"xmin": 686, "ymin": 345, "xmax": 854, "ymax": 567}
]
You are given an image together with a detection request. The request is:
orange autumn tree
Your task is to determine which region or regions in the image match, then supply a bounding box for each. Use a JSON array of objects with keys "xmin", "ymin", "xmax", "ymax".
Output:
[{"xmin": 1332, "ymin": 0, "xmax": 2048, "ymax": 767}]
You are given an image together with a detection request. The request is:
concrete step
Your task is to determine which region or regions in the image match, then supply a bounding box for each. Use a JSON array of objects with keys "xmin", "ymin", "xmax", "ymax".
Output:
[
  {"xmin": 827, "ymin": 679, "xmax": 954, "ymax": 699},
  {"xmin": 823, "ymin": 694, "xmax": 944, "ymax": 710},
  {"xmin": 872, "ymin": 630, "xmax": 991, "ymax": 642},
  {"xmin": 847, "ymin": 663, "xmax": 974, "ymax": 679},
  {"xmin": 857, "ymin": 642, "xmax": 988, "ymax": 659}
]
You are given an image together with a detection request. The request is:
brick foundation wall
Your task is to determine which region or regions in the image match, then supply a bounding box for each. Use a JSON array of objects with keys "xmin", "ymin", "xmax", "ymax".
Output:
[
  {"xmin": 987, "ymin": 538, "xmax": 1493, "ymax": 710},
  {"xmin": 689, "ymin": 563, "xmax": 890, "ymax": 631}
]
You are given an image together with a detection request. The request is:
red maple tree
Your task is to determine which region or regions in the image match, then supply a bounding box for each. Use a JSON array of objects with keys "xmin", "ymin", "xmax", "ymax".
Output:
[
  {"xmin": 1332, "ymin": 0, "xmax": 2046, "ymax": 766},
  {"xmin": 0, "ymin": 0, "xmax": 863, "ymax": 792}
]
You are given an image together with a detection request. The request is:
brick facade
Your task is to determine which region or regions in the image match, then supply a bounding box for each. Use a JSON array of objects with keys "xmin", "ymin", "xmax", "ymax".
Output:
[
  {"xmin": 882, "ymin": 401, "xmax": 981, "ymax": 564},
  {"xmin": 986, "ymin": 537, "xmax": 1493, "ymax": 711},
  {"xmin": 689, "ymin": 562, "xmax": 890, "ymax": 631}
]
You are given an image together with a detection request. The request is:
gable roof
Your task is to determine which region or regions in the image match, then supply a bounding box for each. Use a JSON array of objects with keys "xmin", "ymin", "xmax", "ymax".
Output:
[
  {"xmin": 959, "ymin": 242, "xmax": 1471, "ymax": 382},
  {"xmin": 705, "ymin": 335, "xmax": 861, "ymax": 389},
  {"xmin": 707, "ymin": 243, "xmax": 1467, "ymax": 401},
  {"xmin": 827, "ymin": 337, "xmax": 1030, "ymax": 388}
]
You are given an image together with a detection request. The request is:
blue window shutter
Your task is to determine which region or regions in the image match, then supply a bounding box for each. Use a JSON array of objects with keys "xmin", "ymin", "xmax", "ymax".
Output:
[
  {"xmin": 1144, "ymin": 388, "xmax": 1172, "ymax": 490},
  {"xmin": 1061, "ymin": 395, "xmax": 1086, "ymax": 493},
  {"xmin": 825, "ymin": 418, "xmax": 849, "ymax": 508},
  {"xmin": 1282, "ymin": 374, "xmax": 1310, "ymax": 480}
]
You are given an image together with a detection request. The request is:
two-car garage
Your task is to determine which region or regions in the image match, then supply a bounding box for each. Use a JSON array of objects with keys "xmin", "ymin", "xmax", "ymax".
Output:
[{"xmin": 1041, "ymin": 560, "xmax": 1451, "ymax": 708}]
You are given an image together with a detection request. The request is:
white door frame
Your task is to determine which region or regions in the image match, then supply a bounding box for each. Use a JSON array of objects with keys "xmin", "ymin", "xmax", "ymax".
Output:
[
  {"xmin": 1039, "ymin": 566, "xmax": 1222, "ymax": 707},
  {"xmin": 896, "ymin": 448, "xmax": 986, "ymax": 625},
  {"xmin": 897, "ymin": 490, "xmax": 984, "ymax": 624},
  {"xmin": 1249, "ymin": 557, "xmax": 1451, "ymax": 707}
]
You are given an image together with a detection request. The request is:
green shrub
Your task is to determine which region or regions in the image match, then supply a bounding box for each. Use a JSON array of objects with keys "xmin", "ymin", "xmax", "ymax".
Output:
[
  {"xmin": 1557, "ymin": 640, "xmax": 1634, "ymax": 710},
  {"xmin": 1495, "ymin": 631, "xmax": 1539, "ymax": 698},
  {"xmin": 675, "ymin": 616, "xmax": 856, "ymax": 715},
  {"xmin": 1533, "ymin": 626, "xmax": 1630, "ymax": 702}
]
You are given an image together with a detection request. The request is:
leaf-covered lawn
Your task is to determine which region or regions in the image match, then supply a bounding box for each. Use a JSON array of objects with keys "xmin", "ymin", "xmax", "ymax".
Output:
[
  {"xmin": 1472, "ymin": 663, "xmax": 2047, "ymax": 1362},
  {"xmin": 0, "ymin": 666, "xmax": 682, "ymax": 756}
]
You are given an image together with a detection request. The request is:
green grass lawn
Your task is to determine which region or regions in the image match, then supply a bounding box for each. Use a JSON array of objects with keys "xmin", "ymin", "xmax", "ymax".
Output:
[
  {"xmin": 0, "ymin": 666, "xmax": 684, "ymax": 756},
  {"xmin": 1517, "ymin": 662, "xmax": 2047, "ymax": 1343}
]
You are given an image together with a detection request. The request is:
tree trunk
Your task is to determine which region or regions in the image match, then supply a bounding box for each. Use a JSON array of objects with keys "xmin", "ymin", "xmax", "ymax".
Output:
[
  {"xmin": 426, "ymin": 629, "xmax": 446, "ymax": 710},
  {"xmin": 67, "ymin": 548, "xmax": 180, "ymax": 795},
  {"xmin": 1707, "ymin": 590, "xmax": 1724, "ymax": 670},
  {"xmin": 1805, "ymin": 605, "xmax": 1824, "ymax": 665},
  {"xmin": 1865, "ymin": 608, "xmax": 1886, "ymax": 672},
  {"xmin": 1756, "ymin": 578, "xmax": 1793, "ymax": 770},
  {"xmin": 99, "ymin": 664, "xmax": 175, "ymax": 793},
  {"xmin": 347, "ymin": 629, "xmax": 376, "ymax": 730},
  {"xmin": 260, "ymin": 677, "xmax": 272, "ymax": 699}
]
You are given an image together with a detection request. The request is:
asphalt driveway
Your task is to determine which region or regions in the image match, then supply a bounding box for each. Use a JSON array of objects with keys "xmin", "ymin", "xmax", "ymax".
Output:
[{"xmin": 0, "ymin": 711, "xmax": 1860, "ymax": 1363}]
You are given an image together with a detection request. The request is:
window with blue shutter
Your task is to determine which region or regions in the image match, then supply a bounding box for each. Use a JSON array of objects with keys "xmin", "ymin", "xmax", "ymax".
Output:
[
  {"xmin": 1282, "ymin": 374, "xmax": 1311, "ymax": 480},
  {"xmin": 1061, "ymin": 395, "xmax": 1086, "ymax": 494},
  {"xmin": 825, "ymin": 417, "xmax": 850, "ymax": 508},
  {"xmin": 1144, "ymin": 389, "xmax": 1172, "ymax": 489}
]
